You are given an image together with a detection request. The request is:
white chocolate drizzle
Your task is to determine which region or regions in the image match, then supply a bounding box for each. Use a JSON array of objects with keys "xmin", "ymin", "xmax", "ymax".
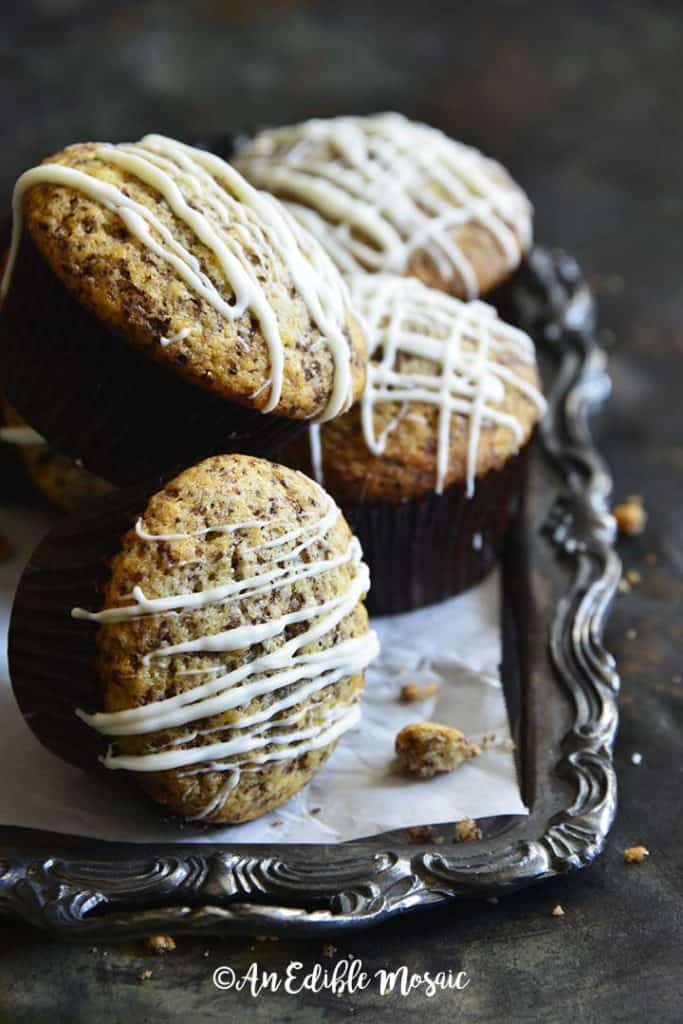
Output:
[
  {"xmin": 318, "ymin": 274, "xmax": 546, "ymax": 497},
  {"xmin": 235, "ymin": 113, "xmax": 533, "ymax": 299},
  {"xmin": 2, "ymin": 135, "xmax": 357, "ymax": 420},
  {"xmin": 71, "ymin": 478, "xmax": 378, "ymax": 820},
  {"xmin": 0, "ymin": 425, "xmax": 46, "ymax": 446},
  {"xmin": 159, "ymin": 326, "xmax": 192, "ymax": 348}
]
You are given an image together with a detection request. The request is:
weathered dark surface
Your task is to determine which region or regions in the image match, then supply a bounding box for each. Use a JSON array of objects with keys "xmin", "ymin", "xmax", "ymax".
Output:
[{"xmin": 0, "ymin": 1, "xmax": 681, "ymax": 1021}]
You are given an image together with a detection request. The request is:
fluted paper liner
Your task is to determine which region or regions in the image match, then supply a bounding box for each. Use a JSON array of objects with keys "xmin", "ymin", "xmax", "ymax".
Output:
[
  {"xmin": 341, "ymin": 444, "xmax": 531, "ymax": 616},
  {"xmin": 0, "ymin": 231, "xmax": 307, "ymax": 486}
]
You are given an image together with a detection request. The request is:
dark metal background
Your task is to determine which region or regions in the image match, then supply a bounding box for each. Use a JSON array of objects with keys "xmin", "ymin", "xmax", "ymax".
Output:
[{"xmin": 0, "ymin": 2, "xmax": 681, "ymax": 1021}]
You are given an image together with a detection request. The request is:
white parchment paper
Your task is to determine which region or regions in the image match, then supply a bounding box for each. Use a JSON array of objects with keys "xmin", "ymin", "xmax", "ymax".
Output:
[{"xmin": 0, "ymin": 501, "xmax": 527, "ymax": 844}]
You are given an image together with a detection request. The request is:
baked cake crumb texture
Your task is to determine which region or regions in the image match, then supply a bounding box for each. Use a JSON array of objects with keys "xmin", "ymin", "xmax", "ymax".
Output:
[
  {"xmin": 400, "ymin": 681, "xmax": 440, "ymax": 703},
  {"xmin": 624, "ymin": 845, "xmax": 650, "ymax": 864},
  {"xmin": 406, "ymin": 824, "xmax": 436, "ymax": 843},
  {"xmin": 145, "ymin": 935, "xmax": 176, "ymax": 955},
  {"xmin": 236, "ymin": 113, "xmax": 533, "ymax": 299},
  {"xmin": 395, "ymin": 722, "xmax": 481, "ymax": 779},
  {"xmin": 454, "ymin": 817, "xmax": 483, "ymax": 843},
  {"xmin": 613, "ymin": 495, "xmax": 647, "ymax": 536}
]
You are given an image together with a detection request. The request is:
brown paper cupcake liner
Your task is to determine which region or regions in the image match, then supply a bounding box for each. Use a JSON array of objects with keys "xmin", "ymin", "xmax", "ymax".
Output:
[
  {"xmin": 340, "ymin": 443, "xmax": 531, "ymax": 616},
  {"xmin": 9, "ymin": 483, "xmax": 164, "ymax": 776},
  {"xmin": 0, "ymin": 231, "xmax": 307, "ymax": 486}
]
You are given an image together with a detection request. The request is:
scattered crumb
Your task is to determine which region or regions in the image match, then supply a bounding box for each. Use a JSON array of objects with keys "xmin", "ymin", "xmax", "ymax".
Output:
[
  {"xmin": 453, "ymin": 817, "xmax": 483, "ymax": 843},
  {"xmin": 400, "ymin": 681, "xmax": 440, "ymax": 703},
  {"xmin": 145, "ymin": 935, "xmax": 176, "ymax": 955},
  {"xmin": 90, "ymin": 947, "xmax": 98, "ymax": 954},
  {"xmin": 617, "ymin": 578, "xmax": 632, "ymax": 594},
  {"xmin": 624, "ymin": 845, "xmax": 650, "ymax": 864},
  {"xmin": 434, "ymin": 835, "xmax": 445, "ymax": 845},
  {"xmin": 551, "ymin": 904, "xmax": 565, "ymax": 917},
  {"xmin": 643, "ymin": 552, "xmax": 657, "ymax": 566},
  {"xmin": 481, "ymin": 733, "xmax": 515, "ymax": 753},
  {"xmin": 613, "ymin": 495, "xmax": 646, "ymax": 536},
  {"xmin": 139, "ymin": 969, "xmax": 153, "ymax": 981},
  {"xmin": 0, "ymin": 534, "xmax": 12, "ymax": 562},
  {"xmin": 406, "ymin": 824, "xmax": 435, "ymax": 843},
  {"xmin": 395, "ymin": 722, "xmax": 481, "ymax": 779},
  {"xmin": 630, "ymin": 752, "xmax": 643, "ymax": 766},
  {"xmin": 203, "ymin": 949, "xmax": 210, "ymax": 957},
  {"xmin": 310, "ymin": 807, "xmax": 321, "ymax": 815},
  {"xmin": 626, "ymin": 569, "xmax": 642, "ymax": 586},
  {"xmin": 626, "ymin": 628, "xmax": 638, "ymax": 640},
  {"xmin": 322, "ymin": 944, "xmax": 337, "ymax": 958},
  {"xmin": 272, "ymin": 820, "xmax": 284, "ymax": 828}
]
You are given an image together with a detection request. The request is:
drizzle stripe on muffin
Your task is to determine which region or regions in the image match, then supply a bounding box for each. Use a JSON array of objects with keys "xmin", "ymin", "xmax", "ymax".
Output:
[
  {"xmin": 72, "ymin": 479, "xmax": 379, "ymax": 802},
  {"xmin": 2, "ymin": 136, "xmax": 357, "ymax": 420},
  {"xmin": 319, "ymin": 274, "xmax": 547, "ymax": 496},
  {"xmin": 236, "ymin": 113, "xmax": 532, "ymax": 298}
]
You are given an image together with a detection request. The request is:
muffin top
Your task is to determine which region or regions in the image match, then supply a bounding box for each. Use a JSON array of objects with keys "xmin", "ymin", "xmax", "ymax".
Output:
[
  {"xmin": 2, "ymin": 136, "xmax": 368, "ymax": 421},
  {"xmin": 72, "ymin": 455, "xmax": 378, "ymax": 805},
  {"xmin": 235, "ymin": 113, "xmax": 533, "ymax": 299},
  {"xmin": 310, "ymin": 274, "xmax": 546, "ymax": 502}
]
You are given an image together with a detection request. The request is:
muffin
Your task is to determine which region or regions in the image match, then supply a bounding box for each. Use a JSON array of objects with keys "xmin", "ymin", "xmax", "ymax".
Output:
[
  {"xmin": 45, "ymin": 454, "xmax": 378, "ymax": 824},
  {"xmin": 287, "ymin": 274, "xmax": 546, "ymax": 614},
  {"xmin": 0, "ymin": 135, "xmax": 367, "ymax": 485},
  {"xmin": 1, "ymin": 398, "xmax": 113, "ymax": 510},
  {"xmin": 234, "ymin": 112, "xmax": 532, "ymax": 300}
]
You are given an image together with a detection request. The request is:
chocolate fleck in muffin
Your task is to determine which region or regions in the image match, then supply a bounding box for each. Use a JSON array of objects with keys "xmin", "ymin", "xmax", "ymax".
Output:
[
  {"xmin": 235, "ymin": 113, "xmax": 532, "ymax": 300},
  {"xmin": 287, "ymin": 274, "xmax": 546, "ymax": 614},
  {"xmin": 67, "ymin": 454, "xmax": 378, "ymax": 824},
  {"xmin": 1, "ymin": 398, "xmax": 113, "ymax": 510},
  {"xmin": 0, "ymin": 136, "xmax": 367, "ymax": 485}
]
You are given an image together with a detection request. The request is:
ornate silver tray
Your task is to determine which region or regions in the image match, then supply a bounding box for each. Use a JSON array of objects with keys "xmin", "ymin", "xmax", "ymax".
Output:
[{"xmin": 0, "ymin": 248, "xmax": 621, "ymax": 938}]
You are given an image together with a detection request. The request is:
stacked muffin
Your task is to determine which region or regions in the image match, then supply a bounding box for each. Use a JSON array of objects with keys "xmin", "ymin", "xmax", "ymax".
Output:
[
  {"xmin": 3, "ymin": 117, "xmax": 545, "ymax": 825},
  {"xmin": 236, "ymin": 114, "xmax": 546, "ymax": 612}
]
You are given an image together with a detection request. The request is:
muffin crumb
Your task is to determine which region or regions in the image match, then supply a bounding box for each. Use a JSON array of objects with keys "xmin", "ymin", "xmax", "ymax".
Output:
[
  {"xmin": 454, "ymin": 817, "xmax": 483, "ymax": 843},
  {"xmin": 613, "ymin": 496, "xmax": 646, "ymax": 536},
  {"xmin": 630, "ymin": 752, "xmax": 643, "ymax": 766},
  {"xmin": 400, "ymin": 681, "xmax": 440, "ymax": 702},
  {"xmin": 624, "ymin": 845, "xmax": 650, "ymax": 864},
  {"xmin": 625, "ymin": 569, "xmax": 642, "ymax": 586},
  {"xmin": 395, "ymin": 722, "xmax": 481, "ymax": 778},
  {"xmin": 145, "ymin": 935, "xmax": 176, "ymax": 955},
  {"xmin": 322, "ymin": 944, "xmax": 338, "ymax": 958},
  {"xmin": 406, "ymin": 824, "xmax": 436, "ymax": 843},
  {"xmin": 551, "ymin": 904, "xmax": 565, "ymax": 917},
  {"xmin": 139, "ymin": 969, "xmax": 153, "ymax": 981}
]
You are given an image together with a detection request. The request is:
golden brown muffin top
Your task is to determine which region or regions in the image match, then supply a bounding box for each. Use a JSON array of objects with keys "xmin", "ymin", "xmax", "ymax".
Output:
[
  {"xmin": 235, "ymin": 113, "xmax": 533, "ymax": 299},
  {"xmin": 72, "ymin": 455, "xmax": 378, "ymax": 816},
  {"xmin": 309, "ymin": 274, "xmax": 546, "ymax": 503},
  {"xmin": 10, "ymin": 137, "xmax": 368, "ymax": 421}
]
